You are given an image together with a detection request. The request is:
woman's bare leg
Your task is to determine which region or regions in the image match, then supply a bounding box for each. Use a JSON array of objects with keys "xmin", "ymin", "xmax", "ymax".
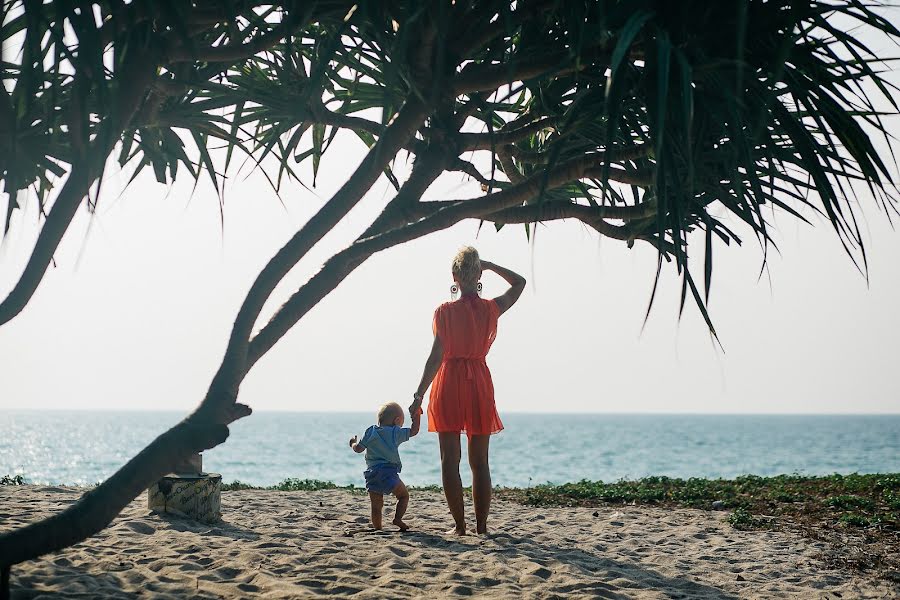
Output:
[
  {"xmin": 468, "ymin": 434, "xmax": 491, "ymax": 534},
  {"xmin": 438, "ymin": 432, "xmax": 466, "ymax": 534}
]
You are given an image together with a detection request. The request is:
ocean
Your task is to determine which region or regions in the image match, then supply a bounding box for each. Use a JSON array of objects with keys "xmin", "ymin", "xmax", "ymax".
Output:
[{"xmin": 2, "ymin": 411, "xmax": 898, "ymax": 488}]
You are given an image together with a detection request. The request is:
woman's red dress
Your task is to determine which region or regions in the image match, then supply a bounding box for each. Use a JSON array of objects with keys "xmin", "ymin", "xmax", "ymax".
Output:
[{"xmin": 428, "ymin": 295, "xmax": 504, "ymax": 436}]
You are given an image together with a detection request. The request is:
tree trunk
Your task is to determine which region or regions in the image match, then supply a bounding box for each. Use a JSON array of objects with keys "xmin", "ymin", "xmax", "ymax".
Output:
[{"xmin": 0, "ymin": 419, "xmax": 231, "ymax": 572}]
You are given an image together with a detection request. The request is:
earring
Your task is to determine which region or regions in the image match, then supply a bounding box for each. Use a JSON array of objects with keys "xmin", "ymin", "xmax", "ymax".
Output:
[
  {"xmin": 450, "ymin": 284, "xmax": 459, "ymax": 300},
  {"xmin": 476, "ymin": 282, "xmax": 483, "ymax": 297}
]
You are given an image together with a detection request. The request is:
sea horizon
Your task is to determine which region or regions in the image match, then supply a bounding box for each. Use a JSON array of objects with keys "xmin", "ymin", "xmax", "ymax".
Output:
[
  {"xmin": 3, "ymin": 411, "xmax": 898, "ymax": 488},
  {"xmin": 4, "ymin": 408, "xmax": 899, "ymax": 416}
]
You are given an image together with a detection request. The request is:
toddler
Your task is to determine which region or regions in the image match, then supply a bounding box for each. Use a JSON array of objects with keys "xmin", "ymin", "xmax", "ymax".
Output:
[{"xmin": 349, "ymin": 402, "xmax": 420, "ymax": 530}]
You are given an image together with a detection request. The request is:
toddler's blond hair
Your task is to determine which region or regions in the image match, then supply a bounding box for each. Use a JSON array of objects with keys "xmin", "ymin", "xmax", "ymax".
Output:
[{"xmin": 378, "ymin": 402, "xmax": 403, "ymax": 425}]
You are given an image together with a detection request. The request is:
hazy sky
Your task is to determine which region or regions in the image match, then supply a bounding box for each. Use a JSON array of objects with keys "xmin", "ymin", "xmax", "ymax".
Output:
[{"xmin": 1, "ymin": 21, "xmax": 899, "ymax": 415}]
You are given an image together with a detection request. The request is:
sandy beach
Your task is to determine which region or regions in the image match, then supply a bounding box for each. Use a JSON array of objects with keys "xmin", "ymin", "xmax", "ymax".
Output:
[{"xmin": 3, "ymin": 485, "xmax": 896, "ymax": 599}]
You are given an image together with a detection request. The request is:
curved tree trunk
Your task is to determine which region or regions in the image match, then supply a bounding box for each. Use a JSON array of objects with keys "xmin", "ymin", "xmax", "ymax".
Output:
[{"xmin": 0, "ymin": 416, "xmax": 237, "ymax": 596}]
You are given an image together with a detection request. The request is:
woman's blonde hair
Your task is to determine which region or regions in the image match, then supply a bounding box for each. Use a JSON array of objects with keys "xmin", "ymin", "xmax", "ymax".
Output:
[{"xmin": 451, "ymin": 246, "xmax": 481, "ymax": 287}]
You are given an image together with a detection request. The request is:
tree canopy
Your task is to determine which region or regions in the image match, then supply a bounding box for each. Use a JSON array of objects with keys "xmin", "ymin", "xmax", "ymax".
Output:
[{"xmin": 1, "ymin": 0, "xmax": 898, "ymax": 586}]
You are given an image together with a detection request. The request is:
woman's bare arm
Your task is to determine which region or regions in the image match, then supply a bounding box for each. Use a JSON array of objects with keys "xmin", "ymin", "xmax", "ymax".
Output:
[
  {"xmin": 410, "ymin": 335, "xmax": 443, "ymax": 416},
  {"xmin": 481, "ymin": 260, "xmax": 526, "ymax": 315}
]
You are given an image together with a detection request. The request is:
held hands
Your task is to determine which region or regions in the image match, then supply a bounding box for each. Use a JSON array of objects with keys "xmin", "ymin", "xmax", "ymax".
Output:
[
  {"xmin": 349, "ymin": 435, "xmax": 358, "ymax": 448},
  {"xmin": 409, "ymin": 393, "xmax": 423, "ymax": 419}
]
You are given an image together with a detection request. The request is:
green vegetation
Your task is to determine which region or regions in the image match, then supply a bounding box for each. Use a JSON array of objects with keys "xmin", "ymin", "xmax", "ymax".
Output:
[
  {"xmin": 222, "ymin": 478, "xmax": 342, "ymax": 492},
  {"xmin": 220, "ymin": 473, "xmax": 900, "ymax": 532},
  {"xmin": 497, "ymin": 473, "xmax": 899, "ymax": 528},
  {"xmin": 727, "ymin": 507, "xmax": 772, "ymax": 530}
]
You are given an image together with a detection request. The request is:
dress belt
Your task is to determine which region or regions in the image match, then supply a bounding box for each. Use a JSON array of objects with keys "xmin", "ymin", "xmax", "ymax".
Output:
[{"xmin": 446, "ymin": 357, "xmax": 485, "ymax": 380}]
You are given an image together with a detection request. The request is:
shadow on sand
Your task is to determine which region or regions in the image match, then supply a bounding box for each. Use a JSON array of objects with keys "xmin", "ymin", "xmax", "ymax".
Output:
[{"xmin": 409, "ymin": 528, "xmax": 741, "ymax": 599}]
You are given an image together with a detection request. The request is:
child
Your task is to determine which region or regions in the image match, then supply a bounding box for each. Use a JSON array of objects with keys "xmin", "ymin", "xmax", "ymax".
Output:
[{"xmin": 349, "ymin": 402, "xmax": 420, "ymax": 530}]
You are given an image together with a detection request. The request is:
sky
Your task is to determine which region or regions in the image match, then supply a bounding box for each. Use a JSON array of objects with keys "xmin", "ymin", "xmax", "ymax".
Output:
[{"xmin": 1, "ymin": 19, "xmax": 899, "ymax": 415}]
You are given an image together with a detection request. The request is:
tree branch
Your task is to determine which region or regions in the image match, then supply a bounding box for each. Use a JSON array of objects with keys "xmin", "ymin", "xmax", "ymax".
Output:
[
  {"xmin": 192, "ymin": 96, "xmax": 430, "ymax": 423},
  {"xmin": 451, "ymin": 0, "xmax": 558, "ymax": 57},
  {"xmin": 505, "ymin": 143, "xmax": 651, "ymax": 165},
  {"xmin": 450, "ymin": 158, "xmax": 495, "ymax": 188},
  {"xmin": 486, "ymin": 200, "xmax": 655, "ymax": 224},
  {"xmin": 455, "ymin": 48, "xmax": 600, "ymax": 95},
  {"xmin": 244, "ymin": 161, "xmax": 653, "ymax": 366},
  {"xmin": 584, "ymin": 166, "xmax": 653, "ymax": 187},
  {"xmin": 497, "ymin": 145, "xmax": 525, "ymax": 184},
  {"xmin": 459, "ymin": 117, "xmax": 554, "ymax": 151},
  {"xmin": 244, "ymin": 146, "xmax": 451, "ymax": 367},
  {"xmin": 409, "ymin": 147, "xmax": 652, "ymax": 217},
  {"xmin": 244, "ymin": 145, "xmax": 651, "ymax": 365},
  {"xmin": 165, "ymin": 9, "xmax": 309, "ymax": 64}
]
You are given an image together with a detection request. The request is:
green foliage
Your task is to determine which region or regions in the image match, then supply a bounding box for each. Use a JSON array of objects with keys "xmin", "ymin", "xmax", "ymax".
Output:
[
  {"xmin": 2, "ymin": 0, "xmax": 898, "ymax": 329},
  {"xmin": 838, "ymin": 512, "xmax": 873, "ymax": 527},
  {"xmin": 498, "ymin": 473, "xmax": 900, "ymax": 531},
  {"xmin": 728, "ymin": 507, "xmax": 765, "ymax": 530},
  {"xmin": 220, "ymin": 480, "xmax": 258, "ymax": 491},
  {"xmin": 270, "ymin": 478, "xmax": 339, "ymax": 492},
  {"xmin": 827, "ymin": 494, "xmax": 875, "ymax": 511},
  {"xmin": 0, "ymin": 474, "xmax": 25, "ymax": 486},
  {"xmin": 221, "ymin": 478, "xmax": 340, "ymax": 492}
]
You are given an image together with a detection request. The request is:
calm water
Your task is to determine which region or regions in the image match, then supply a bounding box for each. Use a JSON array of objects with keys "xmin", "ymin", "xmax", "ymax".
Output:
[{"xmin": 1, "ymin": 411, "xmax": 898, "ymax": 487}]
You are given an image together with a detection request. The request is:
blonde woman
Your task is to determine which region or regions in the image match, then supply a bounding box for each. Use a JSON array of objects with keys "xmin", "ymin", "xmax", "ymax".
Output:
[{"xmin": 410, "ymin": 247, "xmax": 525, "ymax": 535}]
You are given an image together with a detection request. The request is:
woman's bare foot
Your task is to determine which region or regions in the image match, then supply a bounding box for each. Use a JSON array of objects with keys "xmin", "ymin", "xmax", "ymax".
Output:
[
  {"xmin": 446, "ymin": 526, "xmax": 466, "ymax": 536},
  {"xmin": 392, "ymin": 517, "xmax": 410, "ymax": 531}
]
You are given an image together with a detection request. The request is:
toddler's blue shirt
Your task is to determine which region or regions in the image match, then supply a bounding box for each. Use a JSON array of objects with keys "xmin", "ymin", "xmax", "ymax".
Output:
[{"xmin": 359, "ymin": 425, "xmax": 411, "ymax": 470}]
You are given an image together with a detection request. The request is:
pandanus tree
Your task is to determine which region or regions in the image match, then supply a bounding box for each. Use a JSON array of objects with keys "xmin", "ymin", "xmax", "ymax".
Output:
[{"xmin": 0, "ymin": 0, "xmax": 898, "ymax": 591}]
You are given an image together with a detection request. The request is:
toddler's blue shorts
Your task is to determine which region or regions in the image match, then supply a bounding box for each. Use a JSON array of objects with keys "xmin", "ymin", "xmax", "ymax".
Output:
[{"xmin": 364, "ymin": 464, "xmax": 401, "ymax": 495}]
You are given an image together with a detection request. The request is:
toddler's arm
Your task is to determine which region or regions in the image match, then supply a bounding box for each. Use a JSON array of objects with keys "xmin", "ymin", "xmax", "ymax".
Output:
[{"xmin": 349, "ymin": 435, "xmax": 365, "ymax": 453}]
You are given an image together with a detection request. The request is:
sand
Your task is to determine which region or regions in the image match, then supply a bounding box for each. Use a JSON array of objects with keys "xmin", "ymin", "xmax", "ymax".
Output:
[{"xmin": 2, "ymin": 486, "xmax": 896, "ymax": 599}]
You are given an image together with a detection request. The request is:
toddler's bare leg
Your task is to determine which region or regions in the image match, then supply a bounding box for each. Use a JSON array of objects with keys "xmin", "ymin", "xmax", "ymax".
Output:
[
  {"xmin": 392, "ymin": 481, "xmax": 410, "ymax": 531},
  {"xmin": 369, "ymin": 492, "xmax": 384, "ymax": 529}
]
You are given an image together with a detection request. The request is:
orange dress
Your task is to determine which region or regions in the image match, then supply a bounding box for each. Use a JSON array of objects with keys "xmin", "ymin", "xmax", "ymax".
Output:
[{"xmin": 428, "ymin": 295, "xmax": 504, "ymax": 436}]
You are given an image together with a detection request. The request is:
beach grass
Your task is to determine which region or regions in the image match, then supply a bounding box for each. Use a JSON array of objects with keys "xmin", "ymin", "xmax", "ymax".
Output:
[
  {"xmin": 219, "ymin": 473, "xmax": 899, "ymax": 532},
  {"xmin": 222, "ymin": 478, "xmax": 341, "ymax": 492},
  {"xmin": 498, "ymin": 473, "xmax": 900, "ymax": 529}
]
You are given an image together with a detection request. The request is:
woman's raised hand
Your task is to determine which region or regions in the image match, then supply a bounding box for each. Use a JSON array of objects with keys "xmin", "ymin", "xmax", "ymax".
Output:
[{"xmin": 482, "ymin": 260, "xmax": 526, "ymax": 315}]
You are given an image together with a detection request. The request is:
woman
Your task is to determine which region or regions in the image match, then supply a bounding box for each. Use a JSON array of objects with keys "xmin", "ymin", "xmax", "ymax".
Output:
[{"xmin": 410, "ymin": 246, "xmax": 525, "ymax": 535}]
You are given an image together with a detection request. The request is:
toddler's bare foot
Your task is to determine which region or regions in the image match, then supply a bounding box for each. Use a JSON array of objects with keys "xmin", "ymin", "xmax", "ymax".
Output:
[{"xmin": 392, "ymin": 517, "xmax": 410, "ymax": 531}]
